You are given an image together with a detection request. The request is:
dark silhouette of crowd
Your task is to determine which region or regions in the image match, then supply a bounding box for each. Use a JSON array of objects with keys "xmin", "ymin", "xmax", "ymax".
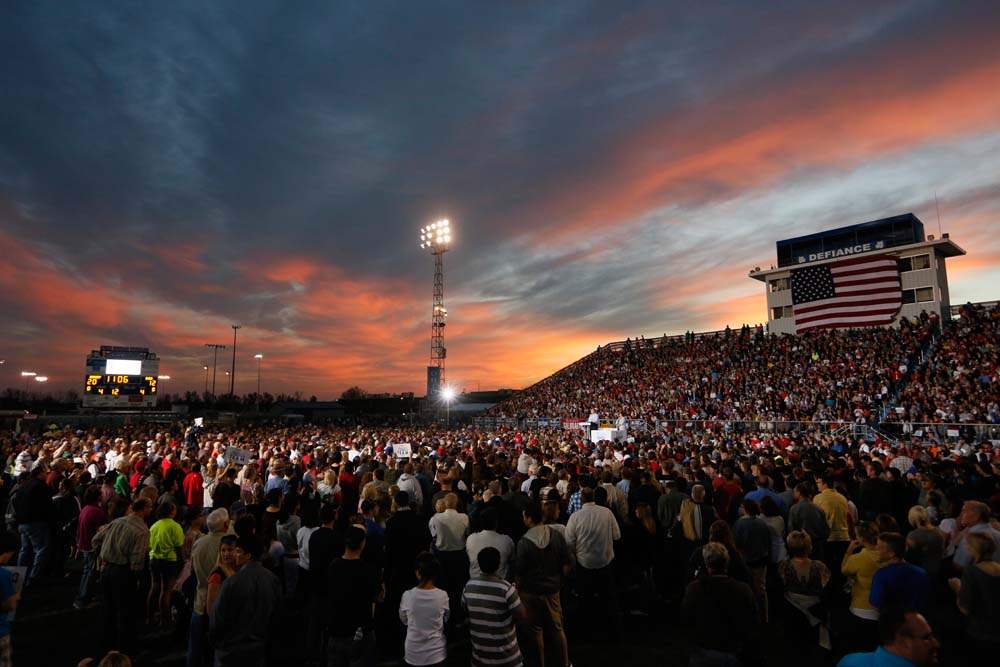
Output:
[{"xmin": 1, "ymin": 305, "xmax": 998, "ymax": 667}]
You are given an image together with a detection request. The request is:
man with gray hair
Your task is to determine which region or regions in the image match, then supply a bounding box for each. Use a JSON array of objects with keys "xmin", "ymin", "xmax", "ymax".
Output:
[
  {"xmin": 188, "ymin": 508, "xmax": 230, "ymax": 667},
  {"xmin": 681, "ymin": 542, "xmax": 758, "ymax": 666},
  {"xmin": 953, "ymin": 500, "xmax": 1000, "ymax": 569}
]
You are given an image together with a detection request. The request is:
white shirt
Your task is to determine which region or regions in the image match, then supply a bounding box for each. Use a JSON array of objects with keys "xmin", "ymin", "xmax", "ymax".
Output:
[
  {"xmin": 296, "ymin": 526, "xmax": 318, "ymax": 570},
  {"xmin": 429, "ymin": 509, "xmax": 469, "ymax": 552},
  {"xmin": 400, "ymin": 587, "xmax": 450, "ymax": 666},
  {"xmin": 466, "ymin": 530, "xmax": 515, "ymax": 579},
  {"xmin": 520, "ymin": 476, "xmax": 537, "ymax": 494},
  {"xmin": 565, "ymin": 502, "xmax": 620, "ymax": 570},
  {"xmin": 397, "ymin": 473, "xmax": 423, "ymax": 507}
]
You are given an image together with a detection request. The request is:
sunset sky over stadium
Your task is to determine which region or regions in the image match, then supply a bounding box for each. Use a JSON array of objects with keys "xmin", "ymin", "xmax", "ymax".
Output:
[{"xmin": 2, "ymin": 1, "xmax": 1000, "ymax": 397}]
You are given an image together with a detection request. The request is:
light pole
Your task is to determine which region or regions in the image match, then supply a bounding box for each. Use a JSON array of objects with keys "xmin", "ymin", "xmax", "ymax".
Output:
[
  {"xmin": 419, "ymin": 219, "xmax": 452, "ymax": 400},
  {"xmin": 203, "ymin": 366, "xmax": 209, "ymax": 395},
  {"xmin": 230, "ymin": 324, "xmax": 241, "ymax": 396},
  {"xmin": 20, "ymin": 371, "xmax": 36, "ymax": 393},
  {"xmin": 34, "ymin": 376, "xmax": 48, "ymax": 396},
  {"xmin": 204, "ymin": 344, "xmax": 226, "ymax": 396},
  {"xmin": 254, "ymin": 354, "xmax": 263, "ymax": 411}
]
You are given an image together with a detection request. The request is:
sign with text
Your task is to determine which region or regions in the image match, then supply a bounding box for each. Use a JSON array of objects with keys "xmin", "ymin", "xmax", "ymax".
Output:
[
  {"xmin": 224, "ymin": 446, "xmax": 252, "ymax": 466},
  {"xmin": 393, "ymin": 443, "xmax": 412, "ymax": 459}
]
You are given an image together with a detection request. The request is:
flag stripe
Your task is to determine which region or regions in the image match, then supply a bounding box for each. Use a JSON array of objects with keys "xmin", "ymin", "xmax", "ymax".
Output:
[
  {"xmin": 794, "ymin": 295, "xmax": 903, "ymax": 315},
  {"xmin": 833, "ymin": 271, "xmax": 900, "ymax": 285},
  {"xmin": 798, "ymin": 313, "xmax": 899, "ymax": 331},
  {"xmin": 795, "ymin": 305, "xmax": 902, "ymax": 326},
  {"xmin": 832, "ymin": 262, "xmax": 899, "ymax": 278},
  {"xmin": 823, "ymin": 255, "xmax": 895, "ymax": 269}
]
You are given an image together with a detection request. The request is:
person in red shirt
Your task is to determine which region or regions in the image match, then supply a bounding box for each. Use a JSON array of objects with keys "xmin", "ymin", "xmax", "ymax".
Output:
[
  {"xmin": 183, "ymin": 462, "xmax": 205, "ymax": 509},
  {"xmin": 74, "ymin": 485, "xmax": 108, "ymax": 609}
]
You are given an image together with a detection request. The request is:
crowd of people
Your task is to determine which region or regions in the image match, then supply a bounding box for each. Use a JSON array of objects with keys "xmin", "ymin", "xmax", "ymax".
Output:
[
  {"xmin": 0, "ymin": 305, "xmax": 997, "ymax": 667},
  {"xmin": 1, "ymin": 413, "xmax": 998, "ymax": 666},
  {"xmin": 492, "ymin": 313, "xmax": 941, "ymax": 427},
  {"xmin": 885, "ymin": 304, "xmax": 1000, "ymax": 425}
]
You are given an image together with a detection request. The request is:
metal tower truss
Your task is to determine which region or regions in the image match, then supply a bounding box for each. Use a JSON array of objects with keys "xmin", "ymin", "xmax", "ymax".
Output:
[{"xmin": 431, "ymin": 250, "xmax": 447, "ymax": 380}]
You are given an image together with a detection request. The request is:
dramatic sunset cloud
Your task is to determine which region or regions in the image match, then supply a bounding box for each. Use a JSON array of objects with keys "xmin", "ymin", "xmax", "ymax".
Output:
[{"xmin": 1, "ymin": 0, "xmax": 999, "ymax": 397}]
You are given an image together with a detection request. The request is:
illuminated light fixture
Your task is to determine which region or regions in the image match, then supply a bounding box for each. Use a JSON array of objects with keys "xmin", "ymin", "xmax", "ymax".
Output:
[
  {"xmin": 35, "ymin": 376, "xmax": 48, "ymax": 382},
  {"xmin": 158, "ymin": 375, "xmax": 171, "ymax": 380},
  {"xmin": 21, "ymin": 371, "xmax": 36, "ymax": 377},
  {"xmin": 441, "ymin": 385, "xmax": 456, "ymax": 402}
]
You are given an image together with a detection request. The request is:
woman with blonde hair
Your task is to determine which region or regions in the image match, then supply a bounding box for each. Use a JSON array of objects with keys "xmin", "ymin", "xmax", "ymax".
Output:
[
  {"xmin": 202, "ymin": 459, "xmax": 218, "ymax": 511},
  {"xmin": 778, "ymin": 530, "xmax": 832, "ymax": 654},
  {"xmin": 239, "ymin": 463, "xmax": 262, "ymax": 505},
  {"xmin": 905, "ymin": 505, "xmax": 944, "ymax": 577}
]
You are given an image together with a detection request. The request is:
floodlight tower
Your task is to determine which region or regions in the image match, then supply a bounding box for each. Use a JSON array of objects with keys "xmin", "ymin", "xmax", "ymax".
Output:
[{"xmin": 419, "ymin": 219, "xmax": 452, "ymax": 397}]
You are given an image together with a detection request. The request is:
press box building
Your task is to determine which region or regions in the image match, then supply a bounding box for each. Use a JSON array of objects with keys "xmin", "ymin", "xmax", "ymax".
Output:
[{"xmin": 749, "ymin": 213, "xmax": 965, "ymax": 335}]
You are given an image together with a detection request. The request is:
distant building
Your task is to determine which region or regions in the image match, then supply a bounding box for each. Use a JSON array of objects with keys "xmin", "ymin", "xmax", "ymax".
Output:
[{"xmin": 750, "ymin": 213, "xmax": 965, "ymax": 335}]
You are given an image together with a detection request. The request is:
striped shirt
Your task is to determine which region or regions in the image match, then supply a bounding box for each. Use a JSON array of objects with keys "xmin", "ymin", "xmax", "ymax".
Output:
[
  {"xmin": 462, "ymin": 576, "xmax": 523, "ymax": 667},
  {"xmin": 96, "ymin": 514, "xmax": 150, "ymax": 571}
]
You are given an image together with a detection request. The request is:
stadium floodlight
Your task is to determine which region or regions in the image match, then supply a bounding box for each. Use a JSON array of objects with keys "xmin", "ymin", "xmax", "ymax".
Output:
[
  {"xmin": 34, "ymin": 376, "xmax": 48, "ymax": 383},
  {"xmin": 158, "ymin": 375, "xmax": 171, "ymax": 380},
  {"xmin": 418, "ymin": 218, "xmax": 453, "ymax": 252},
  {"xmin": 20, "ymin": 371, "xmax": 36, "ymax": 377},
  {"xmin": 440, "ymin": 385, "xmax": 457, "ymax": 427}
]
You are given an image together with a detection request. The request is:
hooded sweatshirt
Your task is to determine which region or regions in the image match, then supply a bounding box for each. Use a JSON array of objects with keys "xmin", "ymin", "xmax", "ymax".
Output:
[{"xmin": 515, "ymin": 525, "xmax": 571, "ymax": 595}]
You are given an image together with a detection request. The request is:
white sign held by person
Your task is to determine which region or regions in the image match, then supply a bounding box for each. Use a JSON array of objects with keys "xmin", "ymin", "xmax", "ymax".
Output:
[
  {"xmin": 393, "ymin": 443, "xmax": 412, "ymax": 459},
  {"xmin": 225, "ymin": 446, "xmax": 252, "ymax": 466},
  {"xmin": 194, "ymin": 417, "xmax": 204, "ymax": 427},
  {"xmin": 2, "ymin": 566, "xmax": 26, "ymax": 621}
]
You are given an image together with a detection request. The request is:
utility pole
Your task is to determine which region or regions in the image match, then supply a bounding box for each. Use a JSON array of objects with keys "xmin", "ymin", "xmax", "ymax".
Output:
[
  {"xmin": 204, "ymin": 344, "xmax": 226, "ymax": 396},
  {"xmin": 230, "ymin": 324, "xmax": 241, "ymax": 396}
]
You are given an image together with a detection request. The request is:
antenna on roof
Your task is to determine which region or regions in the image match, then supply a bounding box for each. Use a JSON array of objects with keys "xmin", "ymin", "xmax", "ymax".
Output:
[{"xmin": 934, "ymin": 191, "xmax": 942, "ymax": 237}]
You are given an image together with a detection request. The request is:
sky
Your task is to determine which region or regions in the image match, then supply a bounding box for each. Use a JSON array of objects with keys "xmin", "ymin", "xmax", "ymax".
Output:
[{"xmin": 2, "ymin": 0, "xmax": 1000, "ymax": 397}]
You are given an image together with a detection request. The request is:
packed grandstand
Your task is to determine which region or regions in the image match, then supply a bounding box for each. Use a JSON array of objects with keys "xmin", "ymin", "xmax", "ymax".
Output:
[{"xmin": 2, "ymin": 302, "xmax": 998, "ymax": 666}]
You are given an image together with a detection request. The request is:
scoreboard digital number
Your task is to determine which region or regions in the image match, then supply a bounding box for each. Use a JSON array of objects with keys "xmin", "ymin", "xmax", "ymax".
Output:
[
  {"xmin": 84, "ymin": 374, "xmax": 158, "ymax": 398},
  {"xmin": 82, "ymin": 346, "xmax": 160, "ymax": 409}
]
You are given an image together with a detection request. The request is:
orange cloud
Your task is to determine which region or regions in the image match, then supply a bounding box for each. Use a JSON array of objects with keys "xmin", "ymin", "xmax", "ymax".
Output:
[{"xmin": 521, "ymin": 29, "xmax": 1000, "ymax": 243}]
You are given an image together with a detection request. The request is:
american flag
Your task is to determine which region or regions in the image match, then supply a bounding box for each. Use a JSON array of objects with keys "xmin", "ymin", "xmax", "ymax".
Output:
[{"xmin": 790, "ymin": 254, "xmax": 902, "ymax": 333}]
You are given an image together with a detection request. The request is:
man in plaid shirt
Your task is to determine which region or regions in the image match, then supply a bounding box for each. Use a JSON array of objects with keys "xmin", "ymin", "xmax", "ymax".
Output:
[{"xmin": 567, "ymin": 474, "xmax": 596, "ymax": 516}]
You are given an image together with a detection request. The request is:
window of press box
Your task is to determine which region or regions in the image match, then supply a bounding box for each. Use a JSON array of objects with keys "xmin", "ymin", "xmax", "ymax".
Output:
[
  {"xmin": 902, "ymin": 289, "xmax": 916, "ymax": 304},
  {"xmin": 916, "ymin": 286, "xmax": 934, "ymax": 302},
  {"xmin": 770, "ymin": 277, "xmax": 790, "ymax": 292},
  {"xmin": 771, "ymin": 306, "xmax": 794, "ymax": 319},
  {"xmin": 899, "ymin": 254, "xmax": 930, "ymax": 272}
]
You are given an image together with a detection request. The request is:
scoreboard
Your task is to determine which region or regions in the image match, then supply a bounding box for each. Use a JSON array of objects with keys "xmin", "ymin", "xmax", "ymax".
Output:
[{"xmin": 82, "ymin": 346, "xmax": 159, "ymax": 409}]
